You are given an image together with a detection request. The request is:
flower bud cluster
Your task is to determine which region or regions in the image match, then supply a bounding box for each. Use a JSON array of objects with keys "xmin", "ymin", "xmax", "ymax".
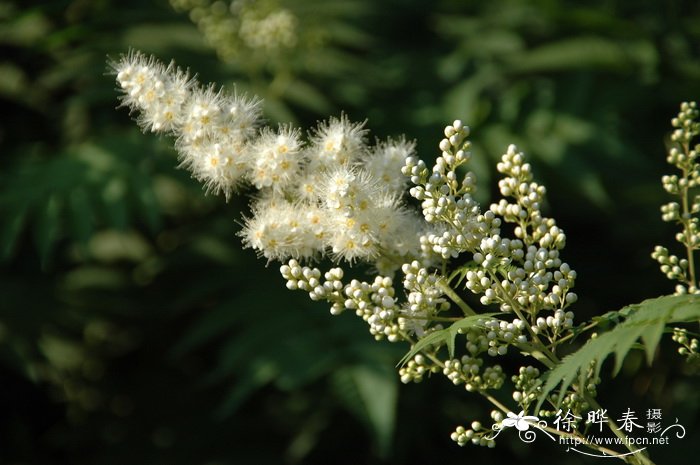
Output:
[
  {"xmin": 442, "ymin": 356, "xmax": 484, "ymax": 386},
  {"xmin": 473, "ymin": 145, "xmax": 579, "ymax": 313},
  {"xmin": 463, "ymin": 319, "xmax": 528, "ymax": 358},
  {"xmin": 444, "ymin": 356, "xmax": 503, "ymax": 393},
  {"xmin": 344, "ymin": 276, "xmax": 401, "ymax": 341},
  {"xmin": 511, "ymin": 366, "xmax": 542, "ymax": 410},
  {"xmin": 280, "ymin": 259, "xmax": 408, "ymax": 341},
  {"xmin": 672, "ymin": 327, "xmax": 699, "ymax": 362},
  {"xmin": 652, "ymin": 246, "xmax": 690, "ymax": 283},
  {"xmin": 280, "ymin": 259, "xmax": 345, "ymax": 313},
  {"xmin": 531, "ymin": 309, "xmax": 575, "ymax": 339},
  {"xmin": 399, "ymin": 354, "xmax": 439, "ymax": 383},
  {"xmin": 404, "ymin": 121, "xmax": 490, "ymax": 260},
  {"xmin": 654, "ymin": 102, "xmax": 700, "ymax": 294},
  {"xmin": 671, "ymin": 101, "xmax": 700, "ymax": 145},
  {"xmin": 482, "ymin": 318, "xmax": 528, "ymax": 357},
  {"xmin": 451, "ymin": 423, "xmax": 496, "ymax": 448},
  {"xmin": 398, "ymin": 261, "xmax": 450, "ymax": 336}
]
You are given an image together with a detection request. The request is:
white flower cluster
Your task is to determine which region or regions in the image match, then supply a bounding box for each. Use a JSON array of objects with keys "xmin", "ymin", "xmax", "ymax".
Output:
[
  {"xmin": 114, "ymin": 51, "xmax": 261, "ymax": 197},
  {"xmin": 113, "ymin": 52, "xmax": 423, "ymax": 269},
  {"xmin": 239, "ymin": 8, "xmax": 298, "ymax": 51},
  {"xmin": 170, "ymin": 0, "xmax": 299, "ymax": 62}
]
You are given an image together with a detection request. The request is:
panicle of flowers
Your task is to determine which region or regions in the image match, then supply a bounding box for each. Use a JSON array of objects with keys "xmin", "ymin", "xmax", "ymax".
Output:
[
  {"xmin": 652, "ymin": 101, "xmax": 700, "ymax": 294},
  {"xmin": 113, "ymin": 51, "xmax": 595, "ymax": 455},
  {"xmin": 113, "ymin": 51, "xmax": 425, "ymax": 268},
  {"xmin": 112, "ymin": 51, "xmax": 263, "ymax": 198}
]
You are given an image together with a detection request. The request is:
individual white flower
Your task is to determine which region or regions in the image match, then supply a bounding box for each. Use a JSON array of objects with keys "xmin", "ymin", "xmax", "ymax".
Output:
[
  {"xmin": 363, "ymin": 137, "xmax": 415, "ymax": 195},
  {"xmin": 296, "ymin": 172, "xmax": 324, "ymax": 202},
  {"xmin": 219, "ymin": 90, "xmax": 263, "ymax": 138},
  {"xmin": 180, "ymin": 133, "xmax": 249, "ymax": 198},
  {"xmin": 325, "ymin": 210, "xmax": 379, "ymax": 262},
  {"xmin": 308, "ymin": 114, "xmax": 367, "ymax": 168},
  {"xmin": 319, "ymin": 165, "xmax": 381, "ymax": 215},
  {"xmin": 177, "ymin": 85, "xmax": 227, "ymax": 144},
  {"xmin": 246, "ymin": 124, "xmax": 304, "ymax": 191}
]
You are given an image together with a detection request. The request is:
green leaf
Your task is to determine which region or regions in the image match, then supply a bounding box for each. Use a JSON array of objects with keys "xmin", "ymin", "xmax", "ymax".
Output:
[
  {"xmin": 398, "ymin": 313, "xmax": 498, "ymax": 367},
  {"xmin": 67, "ymin": 186, "xmax": 94, "ymax": 245},
  {"xmin": 34, "ymin": 193, "xmax": 62, "ymax": 266},
  {"xmin": 331, "ymin": 363, "xmax": 397, "ymax": 458},
  {"xmin": 0, "ymin": 205, "xmax": 27, "ymax": 260},
  {"xmin": 507, "ymin": 36, "xmax": 632, "ymax": 73},
  {"xmin": 536, "ymin": 294, "xmax": 700, "ymax": 411}
]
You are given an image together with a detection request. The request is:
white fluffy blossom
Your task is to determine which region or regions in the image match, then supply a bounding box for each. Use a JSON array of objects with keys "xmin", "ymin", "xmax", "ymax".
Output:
[
  {"xmin": 364, "ymin": 137, "xmax": 415, "ymax": 195},
  {"xmin": 240, "ymin": 197, "xmax": 326, "ymax": 261},
  {"xmin": 246, "ymin": 125, "xmax": 304, "ymax": 191},
  {"xmin": 307, "ymin": 114, "xmax": 368, "ymax": 168},
  {"xmin": 113, "ymin": 51, "xmax": 262, "ymax": 199}
]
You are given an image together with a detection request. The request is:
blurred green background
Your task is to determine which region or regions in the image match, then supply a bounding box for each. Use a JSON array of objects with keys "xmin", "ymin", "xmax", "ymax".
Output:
[{"xmin": 1, "ymin": 0, "xmax": 699, "ymax": 464}]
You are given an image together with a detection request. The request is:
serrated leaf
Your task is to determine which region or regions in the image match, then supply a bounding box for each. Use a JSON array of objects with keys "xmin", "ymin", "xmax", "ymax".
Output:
[
  {"xmin": 507, "ymin": 36, "xmax": 630, "ymax": 73},
  {"xmin": 398, "ymin": 313, "xmax": 498, "ymax": 367},
  {"xmin": 536, "ymin": 294, "xmax": 700, "ymax": 412}
]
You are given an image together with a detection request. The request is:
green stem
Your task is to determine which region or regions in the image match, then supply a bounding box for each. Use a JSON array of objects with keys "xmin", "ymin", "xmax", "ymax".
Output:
[
  {"xmin": 437, "ymin": 279, "xmax": 477, "ymax": 316},
  {"xmin": 553, "ymin": 320, "xmax": 599, "ymax": 347},
  {"xmin": 680, "ymin": 151, "xmax": 697, "ymax": 290}
]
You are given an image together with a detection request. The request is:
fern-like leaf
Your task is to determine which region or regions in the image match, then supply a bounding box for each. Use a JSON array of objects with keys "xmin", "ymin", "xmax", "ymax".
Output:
[
  {"xmin": 536, "ymin": 294, "xmax": 700, "ymax": 411},
  {"xmin": 397, "ymin": 313, "xmax": 498, "ymax": 367}
]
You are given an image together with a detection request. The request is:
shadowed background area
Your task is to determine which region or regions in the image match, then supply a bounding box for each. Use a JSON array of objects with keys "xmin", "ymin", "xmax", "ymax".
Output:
[{"xmin": 1, "ymin": 0, "xmax": 699, "ymax": 464}]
